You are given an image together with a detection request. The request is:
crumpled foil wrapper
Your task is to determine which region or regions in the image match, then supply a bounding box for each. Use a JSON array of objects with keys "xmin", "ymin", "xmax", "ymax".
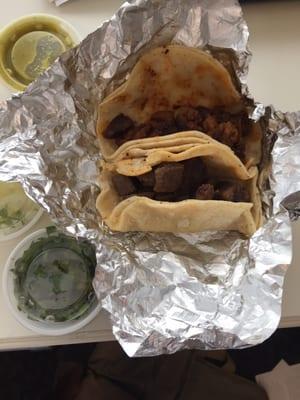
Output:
[{"xmin": 0, "ymin": 0, "xmax": 298, "ymax": 356}]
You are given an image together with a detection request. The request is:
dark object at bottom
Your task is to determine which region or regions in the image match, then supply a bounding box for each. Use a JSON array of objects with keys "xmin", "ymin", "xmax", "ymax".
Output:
[{"xmin": 63, "ymin": 342, "xmax": 267, "ymax": 400}]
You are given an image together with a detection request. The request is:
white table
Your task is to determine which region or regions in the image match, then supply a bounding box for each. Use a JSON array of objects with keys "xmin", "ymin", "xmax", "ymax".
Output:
[{"xmin": 0, "ymin": 0, "xmax": 299, "ymax": 350}]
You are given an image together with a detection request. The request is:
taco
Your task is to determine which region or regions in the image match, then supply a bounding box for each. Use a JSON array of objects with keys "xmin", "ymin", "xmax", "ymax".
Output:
[
  {"xmin": 96, "ymin": 132, "xmax": 261, "ymax": 236},
  {"xmin": 97, "ymin": 45, "xmax": 261, "ymax": 166}
]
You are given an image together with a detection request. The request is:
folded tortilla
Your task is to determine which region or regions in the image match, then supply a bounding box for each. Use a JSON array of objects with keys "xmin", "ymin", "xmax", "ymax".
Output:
[
  {"xmin": 97, "ymin": 45, "xmax": 261, "ymax": 166},
  {"xmin": 96, "ymin": 133, "xmax": 261, "ymax": 236}
]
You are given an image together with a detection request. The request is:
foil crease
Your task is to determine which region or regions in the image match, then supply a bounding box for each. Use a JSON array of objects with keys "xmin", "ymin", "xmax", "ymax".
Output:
[{"xmin": 0, "ymin": 0, "xmax": 297, "ymax": 356}]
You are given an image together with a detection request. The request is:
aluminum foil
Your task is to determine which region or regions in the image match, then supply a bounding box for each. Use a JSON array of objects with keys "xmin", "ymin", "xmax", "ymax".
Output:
[{"xmin": 0, "ymin": 0, "xmax": 298, "ymax": 356}]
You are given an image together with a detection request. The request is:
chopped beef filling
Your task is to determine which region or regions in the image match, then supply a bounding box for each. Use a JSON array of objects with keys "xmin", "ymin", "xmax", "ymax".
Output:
[
  {"xmin": 175, "ymin": 107, "xmax": 203, "ymax": 130},
  {"xmin": 103, "ymin": 106, "xmax": 251, "ymax": 159},
  {"xmin": 181, "ymin": 157, "xmax": 207, "ymax": 193},
  {"xmin": 104, "ymin": 114, "xmax": 134, "ymax": 139},
  {"xmin": 195, "ymin": 184, "xmax": 215, "ymax": 200},
  {"xmin": 215, "ymin": 182, "xmax": 250, "ymax": 203},
  {"xmin": 112, "ymin": 157, "xmax": 249, "ymax": 203},
  {"xmin": 154, "ymin": 163, "xmax": 184, "ymax": 193},
  {"xmin": 135, "ymin": 191, "xmax": 155, "ymax": 199},
  {"xmin": 112, "ymin": 175, "xmax": 136, "ymax": 196},
  {"xmin": 136, "ymin": 171, "xmax": 155, "ymax": 187},
  {"xmin": 150, "ymin": 111, "xmax": 177, "ymax": 135}
]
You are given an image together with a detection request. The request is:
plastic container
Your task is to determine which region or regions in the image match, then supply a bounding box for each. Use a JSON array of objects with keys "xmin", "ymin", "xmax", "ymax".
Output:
[
  {"xmin": 0, "ymin": 182, "xmax": 43, "ymax": 242},
  {"xmin": 0, "ymin": 14, "xmax": 81, "ymax": 91},
  {"xmin": 3, "ymin": 228, "xmax": 101, "ymax": 336}
]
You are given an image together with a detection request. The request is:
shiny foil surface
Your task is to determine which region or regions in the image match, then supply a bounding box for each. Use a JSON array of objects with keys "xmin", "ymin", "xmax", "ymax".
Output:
[{"xmin": 0, "ymin": 0, "xmax": 297, "ymax": 356}]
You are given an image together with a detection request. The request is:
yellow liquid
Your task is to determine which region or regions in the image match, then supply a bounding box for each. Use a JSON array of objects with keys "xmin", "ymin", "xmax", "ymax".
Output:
[{"xmin": 0, "ymin": 182, "xmax": 39, "ymax": 236}]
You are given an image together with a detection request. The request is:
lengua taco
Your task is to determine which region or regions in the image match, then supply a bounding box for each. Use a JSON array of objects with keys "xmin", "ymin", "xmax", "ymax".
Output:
[
  {"xmin": 96, "ymin": 132, "xmax": 261, "ymax": 236},
  {"xmin": 97, "ymin": 45, "xmax": 261, "ymax": 166}
]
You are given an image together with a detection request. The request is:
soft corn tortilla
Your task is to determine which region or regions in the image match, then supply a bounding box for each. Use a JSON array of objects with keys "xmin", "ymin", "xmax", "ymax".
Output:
[
  {"xmin": 97, "ymin": 45, "xmax": 243, "ymax": 159},
  {"xmin": 96, "ymin": 135, "xmax": 261, "ymax": 236},
  {"xmin": 104, "ymin": 131, "xmax": 250, "ymax": 180}
]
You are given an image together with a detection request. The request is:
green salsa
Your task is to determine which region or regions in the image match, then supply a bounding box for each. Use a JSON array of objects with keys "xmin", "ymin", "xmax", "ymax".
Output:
[
  {"xmin": 13, "ymin": 227, "xmax": 97, "ymax": 322},
  {"xmin": 0, "ymin": 15, "xmax": 76, "ymax": 90}
]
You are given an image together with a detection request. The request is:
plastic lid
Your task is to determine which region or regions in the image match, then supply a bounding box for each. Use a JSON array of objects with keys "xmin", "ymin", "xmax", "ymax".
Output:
[{"xmin": 25, "ymin": 248, "xmax": 89, "ymax": 309}]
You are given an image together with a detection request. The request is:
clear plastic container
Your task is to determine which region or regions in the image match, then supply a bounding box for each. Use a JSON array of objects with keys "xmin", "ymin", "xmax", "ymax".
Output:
[
  {"xmin": 0, "ymin": 14, "xmax": 81, "ymax": 91},
  {"xmin": 3, "ymin": 228, "xmax": 101, "ymax": 336},
  {"xmin": 0, "ymin": 182, "xmax": 43, "ymax": 242}
]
